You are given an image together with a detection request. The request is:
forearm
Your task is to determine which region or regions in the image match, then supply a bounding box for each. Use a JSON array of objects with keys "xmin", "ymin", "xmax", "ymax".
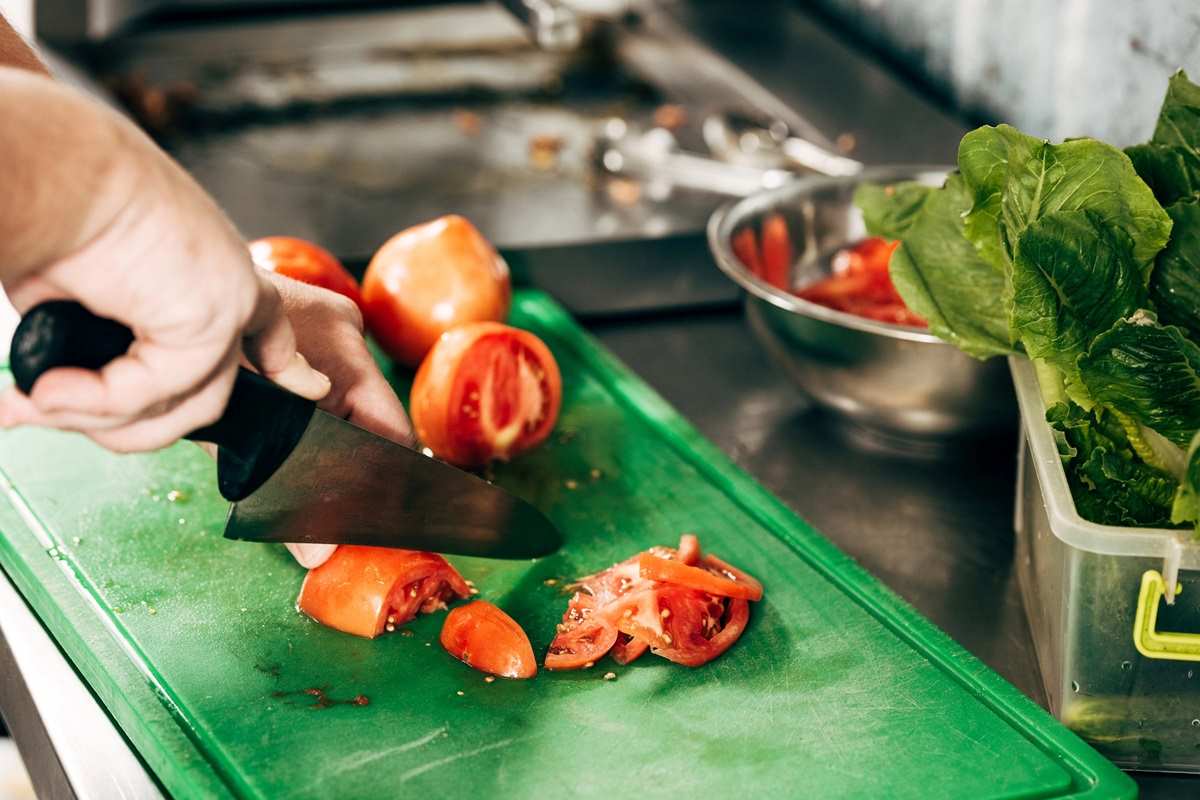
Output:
[
  {"xmin": 0, "ymin": 68, "xmax": 139, "ymax": 285},
  {"xmin": 0, "ymin": 14, "xmax": 48, "ymax": 75}
]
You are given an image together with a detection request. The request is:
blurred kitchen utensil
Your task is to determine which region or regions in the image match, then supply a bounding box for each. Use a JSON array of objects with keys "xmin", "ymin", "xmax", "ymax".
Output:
[
  {"xmin": 594, "ymin": 117, "xmax": 794, "ymax": 197},
  {"xmin": 702, "ymin": 110, "xmax": 863, "ymax": 177},
  {"xmin": 707, "ymin": 166, "xmax": 1014, "ymax": 440}
]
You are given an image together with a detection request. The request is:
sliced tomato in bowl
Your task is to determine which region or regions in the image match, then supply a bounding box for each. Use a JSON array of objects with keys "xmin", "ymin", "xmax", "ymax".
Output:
[
  {"xmin": 249, "ymin": 236, "xmax": 363, "ymax": 310},
  {"xmin": 297, "ymin": 545, "xmax": 470, "ymax": 638},
  {"xmin": 410, "ymin": 322, "xmax": 562, "ymax": 467},
  {"xmin": 362, "ymin": 215, "xmax": 511, "ymax": 367},
  {"xmin": 440, "ymin": 600, "xmax": 537, "ymax": 679}
]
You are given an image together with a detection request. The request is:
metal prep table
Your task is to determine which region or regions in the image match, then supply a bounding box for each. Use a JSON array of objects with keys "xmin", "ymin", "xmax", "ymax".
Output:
[{"xmin": 0, "ymin": 2, "xmax": 1195, "ymax": 796}]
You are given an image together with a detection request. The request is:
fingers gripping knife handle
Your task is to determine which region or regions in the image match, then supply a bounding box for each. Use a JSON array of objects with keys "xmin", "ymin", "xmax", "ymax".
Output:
[{"xmin": 8, "ymin": 300, "xmax": 316, "ymax": 502}]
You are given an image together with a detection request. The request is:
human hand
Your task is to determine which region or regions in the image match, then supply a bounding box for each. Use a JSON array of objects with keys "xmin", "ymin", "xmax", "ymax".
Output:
[
  {"xmin": 0, "ymin": 72, "xmax": 330, "ymax": 452},
  {"xmin": 262, "ymin": 272, "xmax": 414, "ymax": 569}
]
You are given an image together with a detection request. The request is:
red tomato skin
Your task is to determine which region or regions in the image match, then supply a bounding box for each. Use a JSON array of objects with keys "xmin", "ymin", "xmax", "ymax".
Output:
[
  {"xmin": 362, "ymin": 215, "xmax": 511, "ymax": 367},
  {"xmin": 249, "ymin": 236, "xmax": 363, "ymax": 310},
  {"xmin": 732, "ymin": 227, "xmax": 765, "ymax": 278},
  {"xmin": 760, "ymin": 213, "xmax": 793, "ymax": 290},
  {"xmin": 410, "ymin": 322, "xmax": 562, "ymax": 468},
  {"xmin": 794, "ymin": 236, "xmax": 926, "ymax": 328},
  {"xmin": 297, "ymin": 546, "xmax": 470, "ymax": 639},
  {"xmin": 441, "ymin": 601, "xmax": 537, "ymax": 679}
]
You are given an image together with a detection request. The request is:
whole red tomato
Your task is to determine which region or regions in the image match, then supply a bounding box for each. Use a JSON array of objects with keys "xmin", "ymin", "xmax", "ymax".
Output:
[
  {"xmin": 362, "ymin": 215, "xmax": 511, "ymax": 367},
  {"xmin": 410, "ymin": 322, "xmax": 561, "ymax": 468},
  {"xmin": 248, "ymin": 236, "xmax": 363, "ymax": 311}
]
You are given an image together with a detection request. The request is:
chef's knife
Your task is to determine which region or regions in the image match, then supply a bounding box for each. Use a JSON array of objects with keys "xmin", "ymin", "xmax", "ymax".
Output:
[{"xmin": 9, "ymin": 300, "xmax": 561, "ymax": 560}]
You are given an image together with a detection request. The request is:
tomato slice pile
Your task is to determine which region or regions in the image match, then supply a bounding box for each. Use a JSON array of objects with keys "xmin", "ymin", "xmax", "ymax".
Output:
[
  {"xmin": 249, "ymin": 236, "xmax": 364, "ymax": 311},
  {"xmin": 297, "ymin": 545, "xmax": 472, "ymax": 638},
  {"xmin": 794, "ymin": 236, "xmax": 927, "ymax": 327},
  {"xmin": 731, "ymin": 212, "xmax": 791, "ymax": 291},
  {"xmin": 545, "ymin": 535, "xmax": 761, "ymax": 670},
  {"xmin": 441, "ymin": 600, "xmax": 537, "ymax": 679},
  {"xmin": 410, "ymin": 321, "xmax": 562, "ymax": 468}
]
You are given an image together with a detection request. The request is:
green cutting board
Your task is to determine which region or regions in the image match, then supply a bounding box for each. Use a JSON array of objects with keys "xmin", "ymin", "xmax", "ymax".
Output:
[{"xmin": 0, "ymin": 291, "xmax": 1130, "ymax": 799}]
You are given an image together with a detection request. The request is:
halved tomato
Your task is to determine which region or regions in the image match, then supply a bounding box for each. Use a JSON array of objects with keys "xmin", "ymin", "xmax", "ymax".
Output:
[
  {"xmin": 440, "ymin": 601, "xmax": 537, "ymax": 679},
  {"xmin": 362, "ymin": 215, "xmax": 511, "ymax": 367},
  {"xmin": 297, "ymin": 545, "xmax": 470, "ymax": 638},
  {"xmin": 249, "ymin": 236, "xmax": 363, "ymax": 310},
  {"xmin": 545, "ymin": 535, "xmax": 761, "ymax": 670},
  {"xmin": 410, "ymin": 322, "xmax": 561, "ymax": 467}
]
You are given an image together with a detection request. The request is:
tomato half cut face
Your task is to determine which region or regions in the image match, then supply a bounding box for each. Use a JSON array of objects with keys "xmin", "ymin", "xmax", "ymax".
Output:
[
  {"xmin": 410, "ymin": 322, "xmax": 562, "ymax": 467},
  {"xmin": 297, "ymin": 546, "xmax": 470, "ymax": 638},
  {"xmin": 249, "ymin": 236, "xmax": 364, "ymax": 311},
  {"xmin": 440, "ymin": 600, "xmax": 537, "ymax": 679}
]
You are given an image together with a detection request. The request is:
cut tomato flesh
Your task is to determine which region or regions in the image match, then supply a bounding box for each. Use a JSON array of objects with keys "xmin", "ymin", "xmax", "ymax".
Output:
[
  {"xmin": 297, "ymin": 546, "xmax": 470, "ymax": 638},
  {"xmin": 545, "ymin": 534, "xmax": 760, "ymax": 669},
  {"xmin": 412, "ymin": 322, "xmax": 562, "ymax": 468},
  {"xmin": 760, "ymin": 213, "xmax": 793, "ymax": 291},
  {"xmin": 638, "ymin": 553, "xmax": 763, "ymax": 601}
]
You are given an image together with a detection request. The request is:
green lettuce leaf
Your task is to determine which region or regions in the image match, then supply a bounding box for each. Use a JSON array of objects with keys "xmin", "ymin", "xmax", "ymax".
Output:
[
  {"xmin": 957, "ymin": 124, "xmax": 1173, "ymax": 280},
  {"xmin": 1011, "ymin": 210, "xmax": 1145, "ymax": 404},
  {"xmin": 1171, "ymin": 430, "xmax": 1200, "ymax": 531},
  {"xmin": 1149, "ymin": 69, "xmax": 1200, "ymax": 149},
  {"xmin": 885, "ymin": 174, "xmax": 1014, "ymax": 358},
  {"xmin": 853, "ymin": 181, "xmax": 934, "ymax": 240},
  {"xmin": 1047, "ymin": 402, "xmax": 1178, "ymax": 527},
  {"xmin": 1078, "ymin": 312, "xmax": 1200, "ymax": 447},
  {"xmin": 1125, "ymin": 71, "xmax": 1200, "ymax": 205},
  {"xmin": 1126, "ymin": 144, "xmax": 1200, "ymax": 206},
  {"xmin": 1149, "ymin": 199, "xmax": 1200, "ymax": 342}
]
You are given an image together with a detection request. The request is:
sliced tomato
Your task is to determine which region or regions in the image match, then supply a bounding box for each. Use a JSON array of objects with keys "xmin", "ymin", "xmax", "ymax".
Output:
[
  {"xmin": 760, "ymin": 213, "xmax": 793, "ymax": 291},
  {"xmin": 249, "ymin": 236, "xmax": 363, "ymax": 310},
  {"xmin": 545, "ymin": 534, "xmax": 760, "ymax": 669},
  {"xmin": 732, "ymin": 227, "xmax": 764, "ymax": 278},
  {"xmin": 637, "ymin": 553, "xmax": 763, "ymax": 601},
  {"xmin": 362, "ymin": 215, "xmax": 511, "ymax": 367},
  {"xmin": 610, "ymin": 633, "xmax": 649, "ymax": 665},
  {"xmin": 410, "ymin": 322, "xmax": 561, "ymax": 467},
  {"xmin": 794, "ymin": 236, "xmax": 925, "ymax": 328},
  {"xmin": 297, "ymin": 545, "xmax": 470, "ymax": 638},
  {"xmin": 440, "ymin": 600, "xmax": 536, "ymax": 679},
  {"xmin": 545, "ymin": 592, "xmax": 619, "ymax": 670}
]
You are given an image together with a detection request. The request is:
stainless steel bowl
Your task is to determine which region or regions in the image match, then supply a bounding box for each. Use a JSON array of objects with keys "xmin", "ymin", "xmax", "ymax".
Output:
[{"xmin": 707, "ymin": 165, "xmax": 1014, "ymax": 439}]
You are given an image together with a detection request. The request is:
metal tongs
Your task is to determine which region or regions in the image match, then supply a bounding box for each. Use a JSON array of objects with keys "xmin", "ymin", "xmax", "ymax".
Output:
[{"xmin": 595, "ymin": 109, "xmax": 863, "ymax": 196}]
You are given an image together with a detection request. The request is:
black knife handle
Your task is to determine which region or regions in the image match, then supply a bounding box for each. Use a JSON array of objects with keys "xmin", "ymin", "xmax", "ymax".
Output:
[{"xmin": 9, "ymin": 300, "xmax": 316, "ymax": 502}]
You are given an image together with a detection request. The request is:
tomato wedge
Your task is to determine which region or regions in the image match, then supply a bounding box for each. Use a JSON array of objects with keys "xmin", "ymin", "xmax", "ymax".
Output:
[
  {"xmin": 440, "ymin": 601, "xmax": 536, "ymax": 679},
  {"xmin": 545, "ymin": 534, "xmax": 761, "ymax": 670},
  {"xmin": 410, "ymin": 322, "xmax": 562, "ymax": 467},
  {"xmin": 362, "ymin": 215, "xmax": 511, "ymax": 367},
  {"xmin": 732, "ymin": 227, "xmax": 764, "ymax": 278},
  {"xmin": 637, "ymin": 553, "xmax": 763, "ymax": 601},
  {"xmin": 297, "ymin": 546, "xmax": 470, "ymax": 638},
  {"xmin": 760, "ymin": 213, "xmax": 792, "ymax": 291},
  {"xmin": 249, "ymin": 236, "xmax": 363, "ymax": 310}
]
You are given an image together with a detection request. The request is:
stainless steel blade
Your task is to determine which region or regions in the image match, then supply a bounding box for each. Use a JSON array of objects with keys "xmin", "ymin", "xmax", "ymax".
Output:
[{"xmin": 223, "ymin": 410, "xmax": 561, "ymax": 559}]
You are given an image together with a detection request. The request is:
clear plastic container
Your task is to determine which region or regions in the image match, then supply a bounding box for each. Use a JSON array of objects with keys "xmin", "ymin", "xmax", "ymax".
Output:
[{"xmin": 1011, "ymin": 356, "xmax": 1200, "ymax": 771}]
